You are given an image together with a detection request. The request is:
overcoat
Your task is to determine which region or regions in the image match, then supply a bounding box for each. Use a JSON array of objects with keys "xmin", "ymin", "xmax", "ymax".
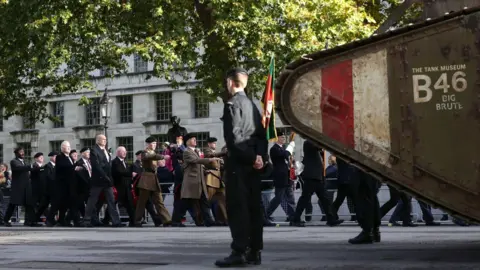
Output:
[
  {"xmin": 9, "ymin": 158, "xmax": 35, "ymax": 206},
  {"xmin": 181, "ymin": 148, "xmax": 211, "ymax": 199}
]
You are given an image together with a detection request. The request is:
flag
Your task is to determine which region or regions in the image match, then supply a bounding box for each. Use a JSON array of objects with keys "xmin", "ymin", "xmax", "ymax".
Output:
[{"xmin": 261, "ymin": 55, "xmax": 277, "ymax": 141}]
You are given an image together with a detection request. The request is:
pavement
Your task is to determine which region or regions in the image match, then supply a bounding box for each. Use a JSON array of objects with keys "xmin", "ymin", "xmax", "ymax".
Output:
[{"xmin": 0, "ymin": 224, "xmax": 479, "ymax": 270}]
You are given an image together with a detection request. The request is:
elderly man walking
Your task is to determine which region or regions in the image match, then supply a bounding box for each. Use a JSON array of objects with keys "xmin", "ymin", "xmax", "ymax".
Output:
[{"xmin": 83, "ymin": 134, "xmax": 124, "ymax": 227}]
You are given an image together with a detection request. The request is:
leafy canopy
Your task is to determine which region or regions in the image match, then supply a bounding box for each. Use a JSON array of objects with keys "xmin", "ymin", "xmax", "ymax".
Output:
[{"xmin": 0, "ymin": 0, "xmax": 404, "ymax": 121}]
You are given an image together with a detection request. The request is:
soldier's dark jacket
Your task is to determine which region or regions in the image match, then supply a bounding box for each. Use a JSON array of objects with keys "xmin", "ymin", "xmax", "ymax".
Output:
[{"xmin": 223, "ymin": 91, "xmax": 268, "ymax": 165}]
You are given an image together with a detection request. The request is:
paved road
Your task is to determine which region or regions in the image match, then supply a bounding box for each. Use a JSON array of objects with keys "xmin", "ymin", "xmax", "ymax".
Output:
[{"xmin": 0, "ymin": 225, "xmax": 479, "ymax": 269}]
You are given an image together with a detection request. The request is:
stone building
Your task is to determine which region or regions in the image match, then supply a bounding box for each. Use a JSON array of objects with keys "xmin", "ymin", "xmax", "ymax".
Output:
[{"xmin": 0, "ymin": 55, "xmax": 302, "ymax": 164}]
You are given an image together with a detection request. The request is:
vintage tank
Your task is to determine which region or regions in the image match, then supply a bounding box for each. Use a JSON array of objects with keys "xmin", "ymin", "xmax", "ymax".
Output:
[{"xmin": 275, "ymin": 7, "xmax": 480, "ymax": 223}]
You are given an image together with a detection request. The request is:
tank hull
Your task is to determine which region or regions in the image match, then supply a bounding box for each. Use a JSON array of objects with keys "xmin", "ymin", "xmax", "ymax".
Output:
[{"xmin": 276, "ymin": 7, "xmax": 480, "ymax": 222}]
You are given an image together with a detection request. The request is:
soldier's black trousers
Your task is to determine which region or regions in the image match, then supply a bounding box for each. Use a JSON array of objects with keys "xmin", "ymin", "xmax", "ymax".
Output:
[
  {"xmin": 225, "ymin": 165, "xmax": 263, "ymax": 253},
  {"xmin": 350, "ymin": 171, "xmax": 381, "ymax": 232}
]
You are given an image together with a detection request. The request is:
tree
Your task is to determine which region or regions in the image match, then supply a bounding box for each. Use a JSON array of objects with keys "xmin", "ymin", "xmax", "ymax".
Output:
[{"xmin": 0, "ymin": 0, "xmax": 390, "ymax": 121}]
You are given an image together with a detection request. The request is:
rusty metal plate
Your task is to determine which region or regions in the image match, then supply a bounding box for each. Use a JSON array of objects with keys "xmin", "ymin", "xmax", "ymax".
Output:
[{"xmin": 275, "ymin": 7, "xmax": 480, "ymax": 222}]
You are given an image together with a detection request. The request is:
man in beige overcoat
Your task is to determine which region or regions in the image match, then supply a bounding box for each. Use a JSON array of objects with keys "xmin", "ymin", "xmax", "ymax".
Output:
[{"xmin": 181, "ymin": 133, "xmax": 218, "ymax": 226}]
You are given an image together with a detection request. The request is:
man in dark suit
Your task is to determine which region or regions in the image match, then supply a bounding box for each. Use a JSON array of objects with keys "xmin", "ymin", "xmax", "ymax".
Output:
[
  {"xmin": 63, "ymin": 147, "xmax": 91, "ymax": 226},
  {"xmin": 83, "ymin": 134, "xmax": 123, "ymax": 227},
  {"xmin": 265, "ymin": 131, "xmax": 296, "ymax": 221},
  {"xmin": 111, "ymin": 146, "xmax": 135, "ymax": 226},
  {"xmin": 290, "ymin": 140, "xmax": 343, "ymax": 227},
  {"xmin": 3, "ymin": 147, "xmax": 40, "ymax": 227},
  {"xmin": 34, "ymin": 151, "xmax": 57, "ymax": 223},
  {"xmin": 46, "ymin": 141, "xmax": 83, "ymax": 227},
  {"xmin": 30, "ymin": 152, "xmax": 45, "ymax": 212}
]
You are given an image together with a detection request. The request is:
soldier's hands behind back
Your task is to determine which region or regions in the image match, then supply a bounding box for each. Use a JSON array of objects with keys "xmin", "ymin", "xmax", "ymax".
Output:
[{"xmin": 253, "ymin": 155, "xmax": 263, "ymax": 169}]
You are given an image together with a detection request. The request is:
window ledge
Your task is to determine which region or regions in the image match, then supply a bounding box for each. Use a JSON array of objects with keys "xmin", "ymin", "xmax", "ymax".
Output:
[
  {"xmin": 72, "ymin": 125, "xmax": 104, "ymax": 131},
  {"xmin": 10, "ymin": 129, "xmax": 39, "ymax": 135},
  {"xmin": 142, "ymin": 120, "xmax": 170, "ymax": 126}
]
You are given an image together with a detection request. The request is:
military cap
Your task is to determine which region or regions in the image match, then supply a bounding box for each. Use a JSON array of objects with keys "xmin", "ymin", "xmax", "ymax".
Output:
[
  {"xmin": 207, "ymin": 137, "xmax": 217, "ymax": 143},
  {"xmin": 145, "ymin": 136, "xmax": 157, "ymax": 143},
  {"xmin": 135, "ymin": 150, "xmax": 143, "ymax": 156},
  {"xmin": 48, "ymin": 151, "xmax": 58, "ymax": 157},
  {"xmin": 80, "ymin": 147, "xmax": 90, "ymax": 153},
  {"xmin": 226, "ymin": 67, "xmax": 248, "ymax": 78},
  {"xmin": 276, "ymin": 129, "xmax": 285, "ymax": 137},
  {"xmin": 33, "ymin": 152, "xmax": 43, "ymax": 158},
  {"xmin": 69, "ymin": 149, "xmax": 77, "ymax": 154},
  {"xmin": 184, "ymin": 133, "xmax": 196, "ymax": 143}
]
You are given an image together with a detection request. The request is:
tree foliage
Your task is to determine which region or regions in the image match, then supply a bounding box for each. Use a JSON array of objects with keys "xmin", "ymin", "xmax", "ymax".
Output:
[{"xmin": 0, "ymin": 0, "xmax": 397, "ymax": 121}]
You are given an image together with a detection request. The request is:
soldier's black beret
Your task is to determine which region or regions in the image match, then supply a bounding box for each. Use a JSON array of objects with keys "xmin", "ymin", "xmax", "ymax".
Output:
[
  {"xmin": 184, "ymin": 133, "xmax": 196, "ymax": 143},
  {"xmin": 33, "ymin": 152, "xmax": 43, "ymax": 158},
  {"xmin": 80, "ymin": 147, "xmax": 90, "ymax": 153},
  {"xmin": 135, "ymin": 150, "xmax": 143, "ymax": 156},
  {"xmin": 226, "ymin": 67, "xmax": 248, "ymax": 78},
  {"xmin": 69, "ymin": 149, "xmax": 77, "ymax": 154},
  {"xmin": 48, "ymin": 151, "xmax": 58, "ymax": 157},
  {"xmin": 145, "ymin": 136, "xmax": 157, "ymax": 143},
  {"xmin": 207, "ymin": 137, "xmax": 217, "ymax": 143},
  {"xmin": 276, "ymin": 129, "xmax": 285, "ymax": 137}
]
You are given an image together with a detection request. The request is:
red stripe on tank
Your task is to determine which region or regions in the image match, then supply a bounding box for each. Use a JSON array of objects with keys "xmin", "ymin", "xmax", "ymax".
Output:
[{"xmin": 320, "ymin": 60, "xmax": 355, "ymax": 148}]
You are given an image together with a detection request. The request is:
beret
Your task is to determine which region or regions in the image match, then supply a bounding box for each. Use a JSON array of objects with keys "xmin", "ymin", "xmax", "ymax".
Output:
[
  {"xmin": 135, "ymin": 150, "xmax": 143, "ymax": 156},
  {"xmin": 207, "ymin": 137, "xmax": 217, "ymax": 143},
  {"xmin": 33, "ymin": 152, "xmax": 43, "ymax": 158},
  {"xmin": 48, "ymin": 151, "xmax": 58, "ymax": 157},
  {"xmin": 226, "ymin": 67, "xmax": 248, "ymax": 78},
  {"xmin": 145, "ymin": 136, "xmax": 157, "ymax": 143},
  {"xmin": 69, "ymin": 149, "xmax": 77, "ymax": 154}
]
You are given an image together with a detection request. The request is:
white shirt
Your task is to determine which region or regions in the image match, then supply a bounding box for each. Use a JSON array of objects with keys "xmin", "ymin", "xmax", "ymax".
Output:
[
  {"xmin": 118, "ymin": 158, "xmax": 126, "ymax": 168},
  {"xmin": 50, "ymin": 161, "xmax": 55, "ymax": 167},
  {"xmin": 83, "ymin": 158, "xmax": 91, "ymax": 177},
  {"xmin": 99, "ymin": 145, "xmax": 110, "ymax": 162}
]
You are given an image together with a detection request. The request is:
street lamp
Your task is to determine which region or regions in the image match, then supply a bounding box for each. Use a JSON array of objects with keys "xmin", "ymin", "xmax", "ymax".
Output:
[{"xmin": 100, "ymin": 87, "xmax": 114, "ymax": 148}]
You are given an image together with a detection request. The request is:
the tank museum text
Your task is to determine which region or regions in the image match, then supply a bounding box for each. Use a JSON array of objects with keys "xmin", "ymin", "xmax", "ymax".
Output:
[{"xmin": 411, "ymin": 64, "xmax": 467, "ymax": 111}]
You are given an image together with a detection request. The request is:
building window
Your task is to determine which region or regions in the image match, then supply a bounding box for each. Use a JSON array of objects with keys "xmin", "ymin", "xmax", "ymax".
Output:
[
  {"xmin": 117, "ymin": 136, "xmax": 134, "ymax": 163},
  {"xmin": 193, "ymin": 90, "xmax": 210, "ymax": 118},
  {"xmin": 0, "ymin": 108, "xmax": 3, "ymax": 132},
  {"xmin": 51, "ymin": 102, "xmax": 64, "ymax": 128},
  {"xmin": 134, "ymin": 54, "xmax": 148, "ymax": 73},
  {"xmin": 16, "ymin": 143, "xmax": 32, "ymax": 164},
  {"xmin": 0, "ymin": 144, "xmax": 3, "ymax": 163},
  {"xmin": 191, "ymin": 132, "xmax": 210, "ymax": 149},
  {"xmin": 81, "ymin": 139, "xmax": 96, "ymax": 150},
  {"xmin": 22, "ymin": 112, "xmax": 35, "ymax": 130},
  {"xmin": 49, "ymin": 140, "xmax": 63, "ymax": 153},
  {"xmin": 155, "ymin": 92, "xmax": 172, "ymax": 121},
  {"xmin": 153, "ymin": 134, "xmax": 169, "ymax": 144},
  {"xmin": 118, "ymin": 95, "xmax": 133, "ymax": 123},
  {"xmin": 99, "ymin": 66, "xmax": 112, "ymax": 77},
  {"xmin": 86, "ymin": 98, "xmax": 101, "ymax": 126}
]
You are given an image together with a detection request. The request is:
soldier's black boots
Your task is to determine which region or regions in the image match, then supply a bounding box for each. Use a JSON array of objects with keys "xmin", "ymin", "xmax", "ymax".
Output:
[
  {"xmin": 246, "ymin": 250, "xmax": 261, "ymax": 265},
  {"xmin": 348, "ymin": 230, "xmax": 374, "ymax": 244},
  {"xmin": 215, "ymin": 251, "xmax": 246, "ymax": 268},
  {"xmin": 373, "ymin": 227, "xmax": 381, "ymax": 242}
]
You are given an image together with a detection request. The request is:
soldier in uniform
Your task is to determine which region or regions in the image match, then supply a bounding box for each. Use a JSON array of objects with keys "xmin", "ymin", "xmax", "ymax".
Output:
[
  {"xmin": 134, "ymin": 136, "xmax": 172, "ymax": 227},
  {"xmin": 215, "ymin": 68, "xmax": 268, "ymax": 267},
  {"xmin": 203, "ymin": 137, "xmax": 228, "ymax": 225}
]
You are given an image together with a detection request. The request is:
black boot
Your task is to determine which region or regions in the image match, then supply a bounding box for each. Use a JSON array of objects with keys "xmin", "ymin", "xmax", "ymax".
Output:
[
  {"xmin": 246, "ymin": 250, "xmax": 261, "ymax": 265},
  {"xmin": 326, "ymin": 219, "xmax": 344, "ymax": 227},
  {"xmin": 373, "ymin": 227, "xmax": 381, "ymax": 243},
  {"xmin": 289, "ymin": 220, "xmax": 305, "ymax": 227},
  {"xmin": 348, "ymin": 230, "xmax": 374, "ymax": 244},
  {"xmin": 214, "ymin": 251, "xmax": 246, "ymax": 268}
]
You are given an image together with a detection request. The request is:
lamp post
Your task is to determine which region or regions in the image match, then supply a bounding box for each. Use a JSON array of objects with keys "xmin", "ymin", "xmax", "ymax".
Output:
[{"xmin": 100, "ymin": 87, "xmax": 114, "ymax": 149}]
